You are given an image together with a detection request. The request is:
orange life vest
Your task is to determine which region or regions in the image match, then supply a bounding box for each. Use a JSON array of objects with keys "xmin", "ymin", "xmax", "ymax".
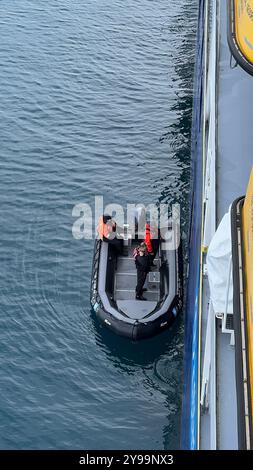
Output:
[
  {"xmin": 144, "ymin": 223, "xmax": 158, "ymax": 253},
  {"xmin": 97, "ymin": 216, "xmax": 110, "ymax": 240}
]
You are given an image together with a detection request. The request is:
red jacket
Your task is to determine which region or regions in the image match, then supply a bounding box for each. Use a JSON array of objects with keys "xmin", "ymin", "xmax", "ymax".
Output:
[
  {"xmin": 97, "ymin": 216, "xmax": 109, "ymax": 240},
  {"xmin": 144, "ymin": 224, "xmax": 153, "ymax": 253}
]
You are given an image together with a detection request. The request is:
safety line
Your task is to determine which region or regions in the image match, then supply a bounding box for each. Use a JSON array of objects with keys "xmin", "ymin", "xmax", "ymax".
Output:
[{"xmin": 197, "ymin": 0, "xmax": 210, "ymax": 450}]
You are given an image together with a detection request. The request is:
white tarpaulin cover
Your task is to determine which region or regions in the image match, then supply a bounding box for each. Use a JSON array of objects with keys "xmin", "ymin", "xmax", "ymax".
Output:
[{"xmin": 206, "ymin": 209, "xmax": 233, "ymax": 314}]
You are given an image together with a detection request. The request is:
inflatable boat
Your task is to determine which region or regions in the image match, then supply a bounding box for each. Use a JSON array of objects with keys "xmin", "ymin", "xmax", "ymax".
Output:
[{"xmin": 90, "ymin": 217, "xmax": 183, "ymax": 340}]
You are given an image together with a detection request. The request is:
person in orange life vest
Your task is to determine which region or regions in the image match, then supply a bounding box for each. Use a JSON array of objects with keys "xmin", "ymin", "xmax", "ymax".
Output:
[
  {"xmin": 144, "ymin": 223, "xmax": 159, "ymax": 267},
  {"xmin": 97, "ymin": 215, "xmax": 123, "ymax": 254}
]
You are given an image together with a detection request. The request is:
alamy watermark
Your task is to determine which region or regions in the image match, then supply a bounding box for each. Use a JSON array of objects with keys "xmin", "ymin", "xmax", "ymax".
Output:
[{"xmin": 72, "ymin": 197, "xmax": 181, "ymax": 250}]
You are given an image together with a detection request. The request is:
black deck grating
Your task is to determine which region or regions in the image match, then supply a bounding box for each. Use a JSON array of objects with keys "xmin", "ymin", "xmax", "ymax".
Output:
[{"xmin": 226, "ymin": 313, "xmax": 234, "ymax": 331}]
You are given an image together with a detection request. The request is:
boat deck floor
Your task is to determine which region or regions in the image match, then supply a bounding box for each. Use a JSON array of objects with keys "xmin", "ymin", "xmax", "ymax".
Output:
[
  {"xmin": 114, "ymin": 241, "xmax": 161, "ymax": 319},
  {"xmin": 115, "ymin": 257, "xmax": 160, "ymax": 302}
]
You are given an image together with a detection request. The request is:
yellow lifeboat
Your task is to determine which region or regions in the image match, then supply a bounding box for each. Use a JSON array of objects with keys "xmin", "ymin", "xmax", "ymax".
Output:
[
  {"xmin": 242, "ymin": 167, "xmax": 253, "ymax": 429},
  {"xmin": 231, "ymin": 166, "xmax": 253, "ymax": 449},
  {"xmin": 228, "ymin": 0, "xmax": 253, "ymax": 75}
]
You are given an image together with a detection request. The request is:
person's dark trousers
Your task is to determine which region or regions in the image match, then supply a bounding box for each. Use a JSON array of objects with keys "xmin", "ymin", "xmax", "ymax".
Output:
[
  {"xmin": 148, "ymin": 253, "xmax": 155, "ymax": 265},
  {"xmin": 148, "ymin": 238, "xmax": 159, "ymax": 265},
  {"xmin": 152, "ymin": 238, "xmax": 159, "ymax": 256},
  {"xmin": 136, "ymin": 269, "xmax": 147, "ymax": 297}
]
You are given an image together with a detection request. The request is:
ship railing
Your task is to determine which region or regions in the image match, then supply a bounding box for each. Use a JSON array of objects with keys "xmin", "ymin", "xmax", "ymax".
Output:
[
  {"xmin": 215, "ymin": 254, "xmax": 235, "ymax": 346},
  {"xmin": 199, "ymin": 0, "xmax": 217, "ymax": 450}
]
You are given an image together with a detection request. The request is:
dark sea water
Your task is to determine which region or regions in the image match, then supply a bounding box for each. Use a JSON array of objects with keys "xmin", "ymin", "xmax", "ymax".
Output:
[{"xmin": 0, "ymin": 0, "xmax": 197, "ymax": 449}]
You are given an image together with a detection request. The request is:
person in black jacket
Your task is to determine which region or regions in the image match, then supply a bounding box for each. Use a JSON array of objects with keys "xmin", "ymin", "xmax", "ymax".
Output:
[{"xmin": 135, "ymin": 243, "xmax": 150, "ymax": 300}]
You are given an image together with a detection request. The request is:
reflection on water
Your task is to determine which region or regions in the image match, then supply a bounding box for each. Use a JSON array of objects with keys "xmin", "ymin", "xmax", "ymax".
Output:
[
  {"xmin": 0, "ymin": 0, "xmax": 197, "ymax": 449},
  {"xmin": 92, "ymin": 311, "xmax": 184, "ymax": 449}
]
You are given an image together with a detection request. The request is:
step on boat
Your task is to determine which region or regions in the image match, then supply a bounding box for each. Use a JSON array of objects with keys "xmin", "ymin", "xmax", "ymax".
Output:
[{"xmin": 90, "ymin": 215, "xmax": 183, "ymax": 340}]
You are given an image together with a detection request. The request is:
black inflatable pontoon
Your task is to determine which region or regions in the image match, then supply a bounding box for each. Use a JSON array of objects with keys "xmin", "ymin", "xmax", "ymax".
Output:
[{"xmin": 90, "ymin": 222, "xmax": 183, "ymax": 340}]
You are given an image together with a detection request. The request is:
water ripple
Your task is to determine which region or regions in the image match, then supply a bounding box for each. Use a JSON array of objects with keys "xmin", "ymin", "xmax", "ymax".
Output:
[{"xmin": 0, "ymin": 0, "xmax": 197, "ymax": 450}]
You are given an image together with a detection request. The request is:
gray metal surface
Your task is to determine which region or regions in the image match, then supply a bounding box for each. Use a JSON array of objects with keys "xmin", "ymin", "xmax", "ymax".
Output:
[
  {"xmin": 215, "ymin": 0, "xmax": 242, "ymax": 449},
  {"xmin": 216, "ymin": 321, "xmax": 238, "ymax": 449},
  {"xmin": 199, "ymin": 0, "xmax": 247, "ymax": 449},
  {"xmin": 217, "ymin": 0, "xmax": 253, "ymax": 223}
]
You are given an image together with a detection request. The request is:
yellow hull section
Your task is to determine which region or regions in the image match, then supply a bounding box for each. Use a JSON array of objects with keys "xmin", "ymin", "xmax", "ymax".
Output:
[
  {"xmin": 242, "ymin": 166, "xmax": 253, "ymax": 421},
  {"xmin": 234, "ymin": 0, "xmax": 253, "ymax": 64}
]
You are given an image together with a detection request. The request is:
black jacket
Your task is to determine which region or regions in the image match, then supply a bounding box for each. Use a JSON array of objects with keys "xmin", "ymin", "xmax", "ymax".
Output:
[{"xmin": 135, "ymin": 254, "xmax": 150, "ymax": 273}]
